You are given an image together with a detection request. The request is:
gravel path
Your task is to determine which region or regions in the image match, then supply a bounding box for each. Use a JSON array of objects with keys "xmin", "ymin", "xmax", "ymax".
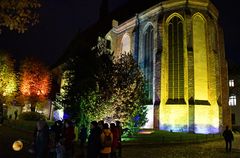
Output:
[{"xmin": 122, "ymin": 134, "xmax": 240, "ymax": 158}]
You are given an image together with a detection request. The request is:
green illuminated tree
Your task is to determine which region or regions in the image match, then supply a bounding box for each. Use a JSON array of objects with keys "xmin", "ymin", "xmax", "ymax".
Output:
[
  {"xmin": 94, "ymin": 47, "xmax": 115, "ymax": 100},
  {"xmin": 0, "ymin": 51, "xmax": 18, "ymax": 104},
  {"xmin": 19, "ymin": 57, "xmax": 52, "ymax": 111},
  {"xmin": 56, "ymin": 37, "xmax": 147, "ymax": 130},
  {"xmin": 110, "ymin": 53, "xmax": 148, "ymax": 127},
  {"xmin": 55, "ymin": 52, "xmax": 97, "ymax": 120},
  {"xmin": 0, "ymin": 51, "xmax": 17, "ymax": 123},
  {"xmin": 0, "ymin": 0, "xmax": 41, "ymax": 33},
  {"xmin": 83, "ymin": 39, "xmax": 147, "ymax": 129}
]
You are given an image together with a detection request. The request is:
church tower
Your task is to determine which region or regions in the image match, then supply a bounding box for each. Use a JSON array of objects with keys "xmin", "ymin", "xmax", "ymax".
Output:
[{"xmin": 107, "ymin": 0, "xmax": 230, "ymax": 133}]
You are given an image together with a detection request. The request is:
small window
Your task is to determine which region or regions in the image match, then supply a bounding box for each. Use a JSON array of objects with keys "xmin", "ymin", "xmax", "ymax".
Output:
[
  {"xmin": 229, "ymin": 80, "xmax": 234, "ymax": 87},
  {"xmin": 229, "ymin": 95, "xmax": 236, "ymax": 106}
]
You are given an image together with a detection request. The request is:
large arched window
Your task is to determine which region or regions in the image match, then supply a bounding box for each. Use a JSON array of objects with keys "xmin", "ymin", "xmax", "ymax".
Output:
[
  {"xmin": 168, "ymin": 16, "xmax": 184, "ymax": 100},
  {"xmin": 192, "ymin": 14, "xmax": 208, "ymax": 100},
  {"xmin": 143, "ymin": 25, "xmax": 154, "ymax": 101},
  {"xmin": 121, "ymin": 33, "xmax": 131, "ymax": 54}
]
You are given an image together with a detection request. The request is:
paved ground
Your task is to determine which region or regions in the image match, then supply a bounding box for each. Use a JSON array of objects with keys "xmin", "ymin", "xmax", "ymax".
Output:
[
  {"xmin": 1, "ymin": 124, "xmax": 240, "ymax": 158},
  {"xmin": 122, "ymin": 137, "xmax": 240, "ymax": 158}
]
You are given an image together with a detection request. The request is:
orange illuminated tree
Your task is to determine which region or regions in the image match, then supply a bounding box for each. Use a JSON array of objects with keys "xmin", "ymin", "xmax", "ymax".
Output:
[{"xmin": 19, "ymin": 57, "xmax": 52, "ymax": 112}]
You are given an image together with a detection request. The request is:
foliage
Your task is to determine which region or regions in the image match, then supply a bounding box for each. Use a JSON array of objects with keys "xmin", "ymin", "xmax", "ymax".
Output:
[
  {"xmin": 79, "ymin": 44, "xmax": 147, "ymax": 130},
  {"xmin": 59, "ymin": 68, "xmax": 76, "ymax": 109},
  {"xmin": 111, "ymin": 53, "xmax": 148, "ymax": 126},
  {"xmin": 18, "ymin": 111, "xmax": 45, "ymax": 121},
  {"xmin": 19, "ymin": 57, "xmax": 52, "ymax": 111},
  {"xmin": 0, "ymin": 0, "xmax": 41, "ymax": 33},
  {"xmin": 52, "ymin": 93, "xmax": 64, "ymax": 110},
  {"xmin": 57, "ymin": 52, "xmax": 97, "ymax": 119},
  {"xmin": 0, "ymin": 51, "xmax": 18, "ymax": 105},
  {"xmin": 52, "ymin": 67, "xmax": 76, "ymax": 119},
  {"xmin": 56, "ymin": 37, "xmax": 148, "ymax": 131},
  {"xmin": 77, "ymin": 90, "xmax": 115, "ymax": 127},
  {"xmin": 35, "ymin": 100, "xmax": 48, "ymax": 111},
  {"xmin": 93, "ymin": 40, "xmax": 115, "ymax": 100}
]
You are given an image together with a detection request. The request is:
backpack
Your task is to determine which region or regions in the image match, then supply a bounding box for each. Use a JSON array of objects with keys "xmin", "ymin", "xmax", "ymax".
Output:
[{"xmin": 102, "ymin": 133, "xmax": 112, "ymax": 147}]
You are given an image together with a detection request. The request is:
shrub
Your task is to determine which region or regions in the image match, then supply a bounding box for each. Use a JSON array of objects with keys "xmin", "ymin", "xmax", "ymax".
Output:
[{"xmin": 19, "ymin": 112, "xmax": 45, "ymax": 121}]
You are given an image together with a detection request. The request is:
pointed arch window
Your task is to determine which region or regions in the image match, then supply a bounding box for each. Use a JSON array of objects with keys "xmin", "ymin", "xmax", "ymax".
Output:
[
  {"xmin": 168, "ymin": 16, "xmax": 184, "ymax": 100},
  {"xmin": 143, "ymin": 25, "xmax": 154, "ymax": 101},
  {"xmin": 121, "ymin": 34, "xmax": 131, "ymax": 54}
]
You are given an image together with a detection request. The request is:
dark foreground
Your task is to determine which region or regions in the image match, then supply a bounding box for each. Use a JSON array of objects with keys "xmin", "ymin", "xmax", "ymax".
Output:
[{"xmin": 1, "ymin": 125, "xmax": 240, "ymax": 158}]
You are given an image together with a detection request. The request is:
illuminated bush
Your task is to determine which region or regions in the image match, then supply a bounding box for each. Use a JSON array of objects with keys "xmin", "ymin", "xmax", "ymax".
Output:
[{"xmin": 19, "ymin": 112, "xmax": 45, "ymax": 121}]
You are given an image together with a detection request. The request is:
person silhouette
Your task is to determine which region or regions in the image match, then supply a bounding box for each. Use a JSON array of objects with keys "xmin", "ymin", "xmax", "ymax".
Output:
[
  {"xmin": 14, "ymin": 110, "xmax": 18, "ymax": 120},
  {"xmin": 223, "ymin": 125, "xmax": 234, "ymax": 152}
]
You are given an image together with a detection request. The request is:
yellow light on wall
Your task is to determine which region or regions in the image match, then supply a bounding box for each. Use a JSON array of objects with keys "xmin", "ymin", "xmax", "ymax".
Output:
[
  {"xmin": 160, "ymin": 104, "xmax": 189, "ymax": 132},
  {"xmin": 193, "ymin": 14, "xmax": 208, "ymax": 101}
]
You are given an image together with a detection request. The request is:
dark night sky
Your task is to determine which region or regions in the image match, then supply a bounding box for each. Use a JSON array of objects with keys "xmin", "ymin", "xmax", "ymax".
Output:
[{"xmin": 0, "ymin": 0, "xmax": 239, "ymax": 67}]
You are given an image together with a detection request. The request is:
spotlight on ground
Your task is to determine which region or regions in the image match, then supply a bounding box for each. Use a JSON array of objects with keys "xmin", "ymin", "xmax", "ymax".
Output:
[{"xmin": 12, "ymin": 140, "xmax": 23, "ymax": 151}]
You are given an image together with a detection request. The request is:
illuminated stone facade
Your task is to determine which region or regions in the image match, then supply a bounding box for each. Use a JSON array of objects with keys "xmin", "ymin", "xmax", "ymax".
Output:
[{"xmin": 106, "ymin": 0, "xmax": 230, "ymax": 133}]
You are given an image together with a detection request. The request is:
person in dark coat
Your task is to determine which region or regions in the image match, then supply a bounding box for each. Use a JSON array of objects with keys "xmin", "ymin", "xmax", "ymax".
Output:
[
  {"xmin": 49, "ymin": 120, "xmax": 63, "ymax": 158},
  {"xmin": 80, "ymin": 125, "xmax": 87, "ymax": 146},
  {"xmin": 51, "ymin": 120, "xmax": 63, "ymax": 143},
  {"xmin": 87, "ymin": 121, "xmax": 102, "ymax": 158},
  {"xmin": 63, "ymin": 119, "xmax": 75, "ymax": 158},
  {"xmin": 110, "ymin": 123, "xmax": 119, "ymax": 158},
  {"xmin": 34, "ymin": 119, "xmax": 49, "ymax": 158},
  {"xmin": 78, "ymin": 125, "xmax": 87, "ymax": 157},
  {"xmin": 14, "ymin": 110, "xmax": 18, "ymax": 120},
  {"xmin": 223, "ymin": 125, "xmax": 234, "ymax": 152},
  {"xmin": 116, "ymin": 121, "xmax": 123, "ymax": 158}
]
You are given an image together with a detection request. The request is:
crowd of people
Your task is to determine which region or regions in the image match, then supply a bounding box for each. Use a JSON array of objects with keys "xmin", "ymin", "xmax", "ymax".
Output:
[
  {"xmin": 31, "ymin": 119, "xmax": 123, "ymax": 158},
  {"xmin": 87, "ymin": 120, "xmax": 122, "ymax": 158}
]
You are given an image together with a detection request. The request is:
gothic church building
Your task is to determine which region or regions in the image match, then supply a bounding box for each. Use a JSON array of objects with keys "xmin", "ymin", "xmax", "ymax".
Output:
[{"xmin": 105, "ymin": 0, "xmax": 230, "ymax": 133}]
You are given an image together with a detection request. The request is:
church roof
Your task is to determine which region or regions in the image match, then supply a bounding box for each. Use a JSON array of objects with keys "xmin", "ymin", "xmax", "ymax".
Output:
[
  {"xmin": 111, "ymin": 0, "xmax": 165, "ymax": 23},
  {"xmin": 53, "ymin": 0, "xmax": 217, "ymax": 68},
  {"xmin": 53, "ymin": 0, "xmax": 164, "ymax": 68}
]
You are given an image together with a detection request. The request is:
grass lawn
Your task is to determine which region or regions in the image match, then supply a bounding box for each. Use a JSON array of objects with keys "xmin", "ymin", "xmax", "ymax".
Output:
[
  {"xmin": 4, "ymin": 119, "xmax": 54, "ymax": 132},
  {"xmin": 5, "ymin": 120, "xmax": 222, "ymax": 145},
  {"xmin": 122, "ymin": 129, "xmax": 222, "ymax": 144}
]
